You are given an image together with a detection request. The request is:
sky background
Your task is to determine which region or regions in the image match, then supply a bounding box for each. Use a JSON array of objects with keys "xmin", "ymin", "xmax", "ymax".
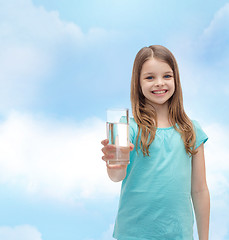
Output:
[{"xmin": 0, "ymin": 0, "xmax": 229, "ymax": 239}]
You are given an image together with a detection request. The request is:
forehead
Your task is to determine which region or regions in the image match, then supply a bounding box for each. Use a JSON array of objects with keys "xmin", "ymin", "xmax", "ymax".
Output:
[{"xmin": 141, "ymin": 57, "xmax": 172, "ymax": 75}]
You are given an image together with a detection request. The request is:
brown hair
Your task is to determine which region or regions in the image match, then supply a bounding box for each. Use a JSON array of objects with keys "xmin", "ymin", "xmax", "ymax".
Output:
[{"xmin": 130, "ymin": 45, "xmax": 197, "ymax": 156}]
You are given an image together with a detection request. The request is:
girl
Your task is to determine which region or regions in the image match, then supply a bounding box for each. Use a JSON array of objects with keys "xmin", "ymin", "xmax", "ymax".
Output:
[{"xmin": 101, "ymin": 45, "xmax": 210, "ymax": 240}]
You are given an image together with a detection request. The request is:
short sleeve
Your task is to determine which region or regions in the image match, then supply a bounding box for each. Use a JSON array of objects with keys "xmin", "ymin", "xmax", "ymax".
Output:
[
  {"xmin": 129, "ymin": 118, "xmax": 137, "ymax": 144},
  {"xmin": 120, "ymin": 116, "xmax": 136, "ymax": 144},
  {"xmin": 192, "ymin": 120, "xmax": 208, "ymax": 149}
]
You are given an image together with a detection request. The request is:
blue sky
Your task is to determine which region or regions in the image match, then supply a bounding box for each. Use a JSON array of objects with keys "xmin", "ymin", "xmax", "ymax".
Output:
[{"xmin": 0, "ymin": 0, "xmax": 229, "ymax": 239}]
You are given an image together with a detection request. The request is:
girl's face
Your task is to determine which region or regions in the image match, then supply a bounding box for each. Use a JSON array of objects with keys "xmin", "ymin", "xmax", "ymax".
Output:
[{"xmin": 140, "ymin": 57, "xmax": 175, "ymax": 109}]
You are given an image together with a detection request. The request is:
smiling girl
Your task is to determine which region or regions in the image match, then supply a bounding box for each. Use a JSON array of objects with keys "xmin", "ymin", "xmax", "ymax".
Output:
[{"xmin": 101, "ymin": 45, "xmax": 210, "ymax": 240}]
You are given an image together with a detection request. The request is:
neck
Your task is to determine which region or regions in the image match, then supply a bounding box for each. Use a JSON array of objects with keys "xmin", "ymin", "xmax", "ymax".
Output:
[{"xmin": 145, "ymin": 101, "xmax": 171, "ymax": 128}]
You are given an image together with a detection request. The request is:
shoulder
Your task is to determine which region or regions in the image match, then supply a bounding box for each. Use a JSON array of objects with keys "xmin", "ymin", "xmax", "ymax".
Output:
[
  {"xmin": 120, "ymin": 116, "xmax": 137, "ymax": 126},
  {"xmin": 119, "ymin": 116, "xmax": 138, "ymax": 143},
  {"xmin": 191, "ymin": 119, "xmax": 208, "ymax": 149},
  {"xmin": 130, "ymin": 117, "xmax": 137, "ymax": 126},
  {"xmin": 119, "ymin": 116, "xmax": 138, "ymax": 130},
  {"xmin": 191, "ymin": 119, "xmax": 206, "ymax": 134},
  {"xmin": 130, "ymin": 117, "xmax": 138, "ymax": 131},
  {"xmin": 129, "ymin": 117, "xmax": 138, "ymax": 143},
  {"xmin": 191, "ymin": 119, "xmax": 201, "ymax": 129}
]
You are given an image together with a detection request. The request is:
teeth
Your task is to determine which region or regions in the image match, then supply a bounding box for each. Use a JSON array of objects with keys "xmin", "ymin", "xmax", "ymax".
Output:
[{"xmin": 153, "ymin": 90, "xmax": 166, "ymax": 94}]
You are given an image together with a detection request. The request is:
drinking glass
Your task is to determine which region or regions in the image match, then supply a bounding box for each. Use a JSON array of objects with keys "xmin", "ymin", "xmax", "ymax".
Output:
[{"xmin": 106, "ymin": 108, "xmax": 130, "ymax": 165}]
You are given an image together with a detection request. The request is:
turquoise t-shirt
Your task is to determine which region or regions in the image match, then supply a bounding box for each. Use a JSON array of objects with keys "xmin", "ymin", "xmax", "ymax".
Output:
[{"xmin": 113, "ymin": 118, "xmax": 208, "ymax": 240}]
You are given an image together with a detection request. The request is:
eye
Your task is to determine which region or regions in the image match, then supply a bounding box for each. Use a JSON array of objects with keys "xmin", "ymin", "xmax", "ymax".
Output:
[
  {"xmin": 146, "ymin": 76, "xmax": 154, "ymax": 80},
  {"xmin": 164, "ymin": 75, "xmax": 173, "ymax": 79}
]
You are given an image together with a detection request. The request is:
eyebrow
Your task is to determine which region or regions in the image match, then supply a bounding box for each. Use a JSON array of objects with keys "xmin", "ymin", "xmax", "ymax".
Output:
[{"xmin": 143, "ymin": 71, "xmax": 173, "ymax": 76}]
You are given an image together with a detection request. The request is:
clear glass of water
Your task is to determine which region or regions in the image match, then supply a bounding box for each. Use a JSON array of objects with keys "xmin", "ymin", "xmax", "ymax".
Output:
[{"xmin": 106, "ymin": 108, "xmax": 130, "ymax": 165}]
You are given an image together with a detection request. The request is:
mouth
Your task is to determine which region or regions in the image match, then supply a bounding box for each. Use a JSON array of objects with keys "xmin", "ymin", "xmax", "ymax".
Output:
[{"xmin": 152, "ymin": 90, "xmax": 168, "ymax": 94}]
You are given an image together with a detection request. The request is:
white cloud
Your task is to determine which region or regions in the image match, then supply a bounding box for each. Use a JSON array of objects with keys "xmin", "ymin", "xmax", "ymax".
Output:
[
  {"xmin": 171, "ymin": 3, "xmax": 229, "ymax": 99},
  {"xmin": 201, "ymin": 3, "xmax": 229, "ymax": 45},
  {"xmin": 183, "ymin": 121, "xmax": 229, "ymax": 240},
  {"xmin": 0, "ymin": 0, "xmax": 84, "ymax": 46},
  {"xmin": 198, "ymin": 2, "xmax": 229, "ymax": 69},
  {"xmin": 84, "ymin": 224, "xmax": 114, "ymax": 240},
  {"xmin": 0, "ymin": 111, "xmax": 229, "ymax": 238},
  {"xmin": 202, "ymin": 122, "xmax": 229, "ymax": 240},
  {"xmin": 0, "ymin": 111, "xmax": 121, "ymax": 203},
  {"xmin": 0, "ymin": 45, "xmax": 51, "ymax": 110},
  {"xmin": 100, "ymin": 224, "xmax": 115, "ymax": 240},
  {"xmin": 0, "ymin": 225, "xmax": 42, "ymax": 240},
  {"xmin": 0, "ymin": 0, "xmax": 118, "ymax": 113},
  {"xmin": 204, "ymin": 122, "xmax": 229, "ymax": 171}
]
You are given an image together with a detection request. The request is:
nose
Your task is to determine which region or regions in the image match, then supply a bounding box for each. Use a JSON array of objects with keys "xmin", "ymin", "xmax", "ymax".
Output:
[{"xmin": 154, "ymin": 77, "xmax": 164, "ymax": 87}]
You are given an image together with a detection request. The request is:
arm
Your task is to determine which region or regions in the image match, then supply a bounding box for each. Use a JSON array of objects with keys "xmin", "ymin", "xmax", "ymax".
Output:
[
  {"xmin": 191, "ymin": 143, "xmax": 210, "ymax": 240},
  {"xmin": 101, "ymin": 139, "xmax": 134, "ymax": 182}
]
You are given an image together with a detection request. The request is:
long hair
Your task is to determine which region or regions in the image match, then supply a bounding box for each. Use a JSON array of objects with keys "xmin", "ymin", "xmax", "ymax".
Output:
[{"xmin": 130, "ymin": 45, "xmax": 197, "ymax": 156}]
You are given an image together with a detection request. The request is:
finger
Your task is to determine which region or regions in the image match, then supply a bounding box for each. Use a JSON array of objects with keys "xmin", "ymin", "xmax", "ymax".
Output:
[
  {"xmin": 102, "ymin": 154, "xmax": 115, "ymax": 162},
  {"xmin": 102, "ymin": 156, "xmax": 107, "ymax": 162},
  {"xmin": 102, "ymin": 144, "xmax": 116, "ymax": 154},
  {"xmin": 101, "ymin": 145, "xmax": 116, "ymax": 155},
  {"xmin": 130, "ymin": 143, "xmax": 135, "ymax": 151},
  {"xmin": 101, "ymin": 147, "xmax": 107, "ymax": 155},
  {"xmin": 106, "ymin": 144, "xmax": 116, "ymax": 151},
  {"xmin": 101, "ymin": 139, "xmax": 109, "ymax": 146}
]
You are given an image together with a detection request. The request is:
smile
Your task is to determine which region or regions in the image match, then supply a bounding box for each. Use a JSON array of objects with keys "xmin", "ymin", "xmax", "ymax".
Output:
[{"xmin": 152, "ymin": 90, "xmax": 168, "ymax": 94}]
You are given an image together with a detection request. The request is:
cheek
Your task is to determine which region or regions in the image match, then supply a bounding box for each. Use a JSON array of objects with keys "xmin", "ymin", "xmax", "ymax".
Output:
[
  {"xmin": 140, "ymin": 86, "xmax": 146, "ymax": 97},
  {"xmin": 140, "ymin": 81, "xmax": 146, "ymax": 93},
  {"xmin": 170, "ymin": 81, "xmax": 175, "ymax": 93},
  {"xmin": 172, "ymin": 84, "xmax": 175, "ymax": 94},
  {"xmin": 170, "ymin": 83, "xmax": 175, "ymax": 97},
  {"xmin": 139, "ymin": 83, "xmax": 145, "ymax": 98},
  {"xmin": 141, "ymin": 84, "xmax": 149, "ymax": 96}
]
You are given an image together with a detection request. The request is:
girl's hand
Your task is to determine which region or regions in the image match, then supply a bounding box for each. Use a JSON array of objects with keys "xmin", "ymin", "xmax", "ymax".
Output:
[{"xmin": 101, "ymin": 139, "xmax": 134, "ymax": 169}]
